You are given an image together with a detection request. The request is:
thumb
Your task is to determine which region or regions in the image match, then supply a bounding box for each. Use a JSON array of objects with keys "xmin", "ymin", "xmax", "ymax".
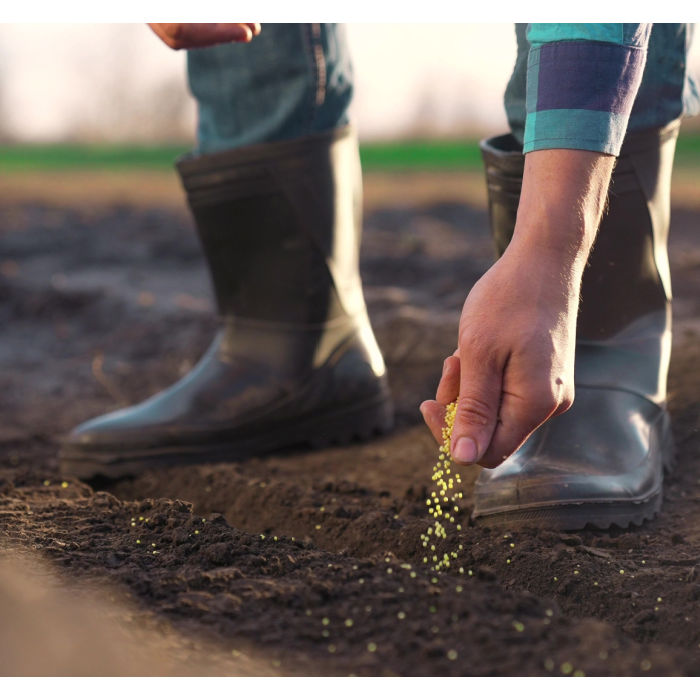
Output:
[{"xmin": 450, "ymin": 348, "xmax": 502, "ymax": 465}]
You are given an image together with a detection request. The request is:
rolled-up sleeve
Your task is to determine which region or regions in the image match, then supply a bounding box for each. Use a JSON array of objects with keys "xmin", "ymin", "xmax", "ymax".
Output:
[{"xmin": 523, "ymin": 23, "xmax": 652, "ymax": 155}]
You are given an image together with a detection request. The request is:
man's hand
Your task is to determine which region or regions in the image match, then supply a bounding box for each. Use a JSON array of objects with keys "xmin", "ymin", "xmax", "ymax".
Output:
[
  {"xmin": 421, "ymin": 148, "xmax": 615, "ymax": 468},
  {"xmin": 148, "ymin": 23, "xmax": 261, "ymax": 50}
]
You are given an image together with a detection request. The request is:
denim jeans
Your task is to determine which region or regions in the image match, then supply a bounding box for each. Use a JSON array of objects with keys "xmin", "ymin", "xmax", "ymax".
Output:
[{"xmin": 187, "ymin": 23, "xmax": 354, "ymax": 154}]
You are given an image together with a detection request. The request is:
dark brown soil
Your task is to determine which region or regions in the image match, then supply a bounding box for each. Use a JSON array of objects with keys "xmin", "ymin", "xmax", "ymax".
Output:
[{"xmin": 1, "ymin": 172, "xmax": 699, "ymax": 676}]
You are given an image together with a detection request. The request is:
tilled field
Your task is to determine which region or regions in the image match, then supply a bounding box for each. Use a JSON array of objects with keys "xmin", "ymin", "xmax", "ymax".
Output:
[{"xmin": 1, "ymin": 172, "xmax": 699, "ymax": 675}]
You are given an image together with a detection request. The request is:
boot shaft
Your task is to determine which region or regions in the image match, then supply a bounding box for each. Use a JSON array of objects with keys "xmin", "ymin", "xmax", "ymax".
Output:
[
  {"xmin": 479, "ymin": 122, "xmax": 680, "ymax": 341},
  {"xmin": 176, "ymin": 126, "xmax": 365, "ymax": 326}
]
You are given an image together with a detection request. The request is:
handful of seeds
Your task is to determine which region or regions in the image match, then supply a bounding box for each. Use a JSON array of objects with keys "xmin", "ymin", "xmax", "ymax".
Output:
[{"xmin": 421, "ymin": 401, "xmax": 464, "ymax": 571}]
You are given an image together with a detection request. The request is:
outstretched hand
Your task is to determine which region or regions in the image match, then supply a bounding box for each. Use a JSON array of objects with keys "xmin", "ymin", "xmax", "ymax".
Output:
[
  {"xmin": 148, "ymin": 23, "xmax": 261, "ymax": 50},
  {"xmin": 420, "ymin": 147, "xmax": 615, "ymax": 468},
  {"xmin": 420, "ymin": 245, "xmax": 577, "ymax": 467}
]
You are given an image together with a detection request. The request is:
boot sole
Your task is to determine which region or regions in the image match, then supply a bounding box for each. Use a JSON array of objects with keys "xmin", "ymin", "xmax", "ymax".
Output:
[
  {"xmin": 60, "ymin": 394, "xmax": 394, "ymax": 480},
  {"xmin": 473, "ymin": 410, "xmax": 676, "ymax": 531}
]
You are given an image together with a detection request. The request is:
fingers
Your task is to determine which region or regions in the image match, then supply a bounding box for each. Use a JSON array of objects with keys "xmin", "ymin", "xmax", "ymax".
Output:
[
  {"xmin": 149, "ymin": 23, "xmax": 261, "ymax": 50},
  {"xmin": 449, "ymin": 345, "xmax": 502, "ymax": 466},
  {"xmin": 420, "ymin": 354, "xmax": 461, "ymax": 444},
  {"xmin": 477, "ymin": 374, "xmax": 574, "ymax": 468},
  {"xmin": 435, "ymin": 355, "xmax": 460, "ymax": 404},
  {"xmin": 419, "ymin": 400, "xmax": 446, "ymax": 444}
]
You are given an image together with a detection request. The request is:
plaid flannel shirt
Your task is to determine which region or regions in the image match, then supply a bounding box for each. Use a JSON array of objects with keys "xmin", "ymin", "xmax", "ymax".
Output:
[{"xmin": 505, "ymin": 23, "xmax": 698, "ymax": 155}]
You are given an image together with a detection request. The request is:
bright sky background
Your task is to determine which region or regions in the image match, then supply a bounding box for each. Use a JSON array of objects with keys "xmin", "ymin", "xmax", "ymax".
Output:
[{"xmin": 0, "ymin": 23, "xmax": 697, "ymax": 143}]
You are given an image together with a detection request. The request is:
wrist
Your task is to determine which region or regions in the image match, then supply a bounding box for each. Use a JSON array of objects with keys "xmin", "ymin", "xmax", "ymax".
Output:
[{"xmin": 507, "ymin": 148, "xmax": 615, "ymax": 275}]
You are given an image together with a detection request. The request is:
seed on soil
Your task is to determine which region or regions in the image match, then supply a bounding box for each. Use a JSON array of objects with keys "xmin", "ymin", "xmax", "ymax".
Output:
[
  {"xmin": 512, "ymin": 621, "xmax": 525, "ymax": 632},
  {"xmin": 560, "ymin": 662, "xmax": 573, "ymax": 675},
  {"xmin": 447, "ymin": 649, "xmax": 458, "ymax": 661},
  {"xmin": 367, "ymin": 642, "xmax": 377, "ymax": 653},
  {"xmin": 397, "ymin": 611, "xmax": 406, "ymax": 620},
  {"xmin": 61, "ymin": 481, "xmax": 68, "ymax": 488},
  {"xmin": 322, "ymin": 617, "xmax": 330, "ymax": 626},
  {"xmin": 43, "ymin": 480, "xmax": 50, "ymax": 486},
  {"xmin": 544, "ymin": 658, "xmax": 555, "ymax": 672},
  {"xmin": 327, "ymin": 644, "xmax": 336, "ymax": 654},
  {"xmin": 344, "ymin": 619, "xmax": 353, "ymax": 627}
]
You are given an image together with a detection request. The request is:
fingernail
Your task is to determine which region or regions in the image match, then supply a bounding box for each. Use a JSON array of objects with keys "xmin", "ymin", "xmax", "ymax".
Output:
[{"xmin": 453, "ymin": 437, "xmax": 477, "ymax": 464}]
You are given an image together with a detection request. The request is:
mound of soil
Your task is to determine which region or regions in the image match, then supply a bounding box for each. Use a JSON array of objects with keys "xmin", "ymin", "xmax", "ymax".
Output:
[{"xmin": 1, "ymin": 173, "xmax": 699, "ymax": 675}]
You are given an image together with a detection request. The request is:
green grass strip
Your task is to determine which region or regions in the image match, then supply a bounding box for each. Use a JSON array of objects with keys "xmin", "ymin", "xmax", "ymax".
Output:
[{"xmin": 0, "ymin": 132, "xmax": 697, "ymax": 173}]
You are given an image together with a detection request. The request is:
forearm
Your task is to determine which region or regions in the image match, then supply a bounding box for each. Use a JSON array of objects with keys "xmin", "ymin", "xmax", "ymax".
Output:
[{"xmin": 507, "ymin": 149, "xmax": 616, "ymax": 282}]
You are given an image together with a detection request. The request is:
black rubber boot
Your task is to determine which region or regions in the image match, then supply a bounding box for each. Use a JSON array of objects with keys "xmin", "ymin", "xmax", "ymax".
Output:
[
  {"xmin": 60, "ymin": 127, "xmax": 393, "ymax": 479},
  {"xmin": 472, "ymin": 121, "xmax": 680, "ymax": 529}
]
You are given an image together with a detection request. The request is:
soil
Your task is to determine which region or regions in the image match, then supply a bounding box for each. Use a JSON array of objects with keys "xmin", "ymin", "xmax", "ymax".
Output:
[{"xmin": 1, "ymin": 171, "xmax": 699, "ymax": 676}]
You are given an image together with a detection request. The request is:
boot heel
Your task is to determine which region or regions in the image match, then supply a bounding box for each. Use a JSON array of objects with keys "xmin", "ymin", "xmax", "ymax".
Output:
[
  {"xmin": 660, "ymin": 408, "xmax": 676, "ymax": 476},
  {"xmin": 307, "ymin": 395, "xmax": 394, "ymax": 449}
]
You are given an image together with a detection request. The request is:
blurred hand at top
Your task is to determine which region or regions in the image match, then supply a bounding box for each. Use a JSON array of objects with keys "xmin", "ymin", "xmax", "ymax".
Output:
[{"xmin": 148, "ymin": 23, "xmax": 261, "ymax": 50}]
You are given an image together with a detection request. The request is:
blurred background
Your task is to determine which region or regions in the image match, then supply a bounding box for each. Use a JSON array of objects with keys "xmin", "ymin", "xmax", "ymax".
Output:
[
  {"xmin": 0, "ymin": 23, "xmax": 522, "ymax": 143},
  {"xmin": 1, "ymin": 23, "xmax": 697, "ymax": 144}
]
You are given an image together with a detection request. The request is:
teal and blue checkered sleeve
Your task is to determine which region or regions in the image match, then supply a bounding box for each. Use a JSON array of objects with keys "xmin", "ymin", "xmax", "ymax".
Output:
[{"xmin": 523, "ymin": 24, "xmax": 652, "ymax": 155}]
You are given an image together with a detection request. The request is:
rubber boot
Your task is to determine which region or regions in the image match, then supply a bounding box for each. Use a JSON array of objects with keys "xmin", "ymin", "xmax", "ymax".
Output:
[
  {"xmin": 60, "ymin": 126, "xmax": 393, "ymax": 479},
  {"xmin": 472, "ymin": 121, "xmax": 679, "ymax": 529}
]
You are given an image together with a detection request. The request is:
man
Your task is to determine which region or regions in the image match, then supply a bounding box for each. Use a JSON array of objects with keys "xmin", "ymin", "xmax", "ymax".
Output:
[{"xmin": 60, "ymin": 23, "xmax": 697, "ymax": 530}]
